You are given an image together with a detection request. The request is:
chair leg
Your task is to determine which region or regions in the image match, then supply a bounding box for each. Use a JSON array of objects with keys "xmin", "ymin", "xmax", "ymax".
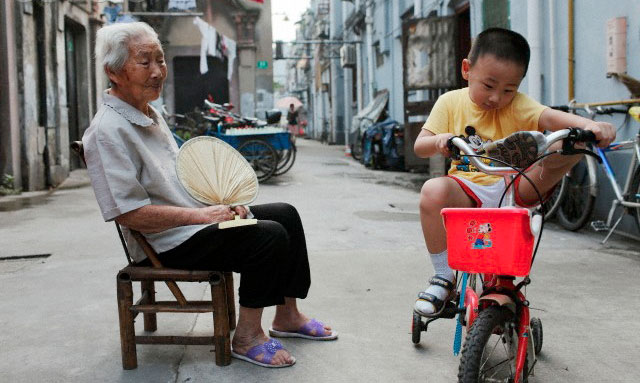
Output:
[
  {"xmin": 210, "ymin": 272, "xmax": 231, "ymax": 366},
  {"xmin": 141, "ymin": 280, "xmax": 157, "ymax": 332},
  {"xmin": 117, "ymin": 272, "xmax": 137, "ymax": 370},
  {"xmin": 224, "ymin": 272, "xmax": 236, "ymax": 330}
]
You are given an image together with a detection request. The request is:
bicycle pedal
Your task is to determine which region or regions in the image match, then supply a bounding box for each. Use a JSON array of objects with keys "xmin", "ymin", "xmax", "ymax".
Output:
[
  {"xmin": 440, "ymin": 301, "xmax": 461, "ymax": 319},
  {"xmin": 590, "ymin": 220, "xmax": 609, "ymax": 232}
]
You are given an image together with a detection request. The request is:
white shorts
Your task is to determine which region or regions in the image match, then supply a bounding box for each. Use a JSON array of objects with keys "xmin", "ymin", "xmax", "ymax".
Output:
[{"xmin": 448, "ymin": 175, "xmax": 543, "ymax": 208}]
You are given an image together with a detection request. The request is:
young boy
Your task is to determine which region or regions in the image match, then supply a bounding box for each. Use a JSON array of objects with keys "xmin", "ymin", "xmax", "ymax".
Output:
[{"xmin": 414, "ymin": 28, "xmax": 615, "ymax": 316}]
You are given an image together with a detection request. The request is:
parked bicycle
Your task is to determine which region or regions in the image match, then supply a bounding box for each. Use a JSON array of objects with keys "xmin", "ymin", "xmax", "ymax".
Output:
[
  {"xmin": 411, "ymin": 128, "xmax": 598, "ymax": 382},
  {"xmin": 549, "ymin": 104, "xmax": 640, "ymax": 242}
]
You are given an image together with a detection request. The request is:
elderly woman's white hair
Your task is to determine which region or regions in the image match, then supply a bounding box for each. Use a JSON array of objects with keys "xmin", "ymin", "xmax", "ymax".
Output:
[{"xmin": 96, "ymin": 22, "xmax": 161, "ymax": 73}]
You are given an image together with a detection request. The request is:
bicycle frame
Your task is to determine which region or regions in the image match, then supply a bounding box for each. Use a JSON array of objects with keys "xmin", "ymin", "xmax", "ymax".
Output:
[
  {"xmin": 587, "ymin": 134, "xmax": 640, "ymax": 243},
  {"xmin": 450, "ymin": 135, "xmax": 553, "ymax": 382},
  {"xmin": 595, "ymin": 138, "xmax": 640, "ymax": 206}
]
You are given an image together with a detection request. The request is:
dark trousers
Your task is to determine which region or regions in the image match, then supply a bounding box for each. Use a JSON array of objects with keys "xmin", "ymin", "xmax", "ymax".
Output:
[{"xmin": 156, "ymin": 203, "xmax": 311, "ymax": 308}]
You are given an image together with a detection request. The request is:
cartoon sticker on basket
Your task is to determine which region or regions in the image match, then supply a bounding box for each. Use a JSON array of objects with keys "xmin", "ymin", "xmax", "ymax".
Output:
[{"xmin": 466, "ymin": 221, "xmax": 493, "ymax": 249}]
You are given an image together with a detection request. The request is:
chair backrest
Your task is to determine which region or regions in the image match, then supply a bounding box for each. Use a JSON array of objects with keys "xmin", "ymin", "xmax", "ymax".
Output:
[
  {"xmin": 70, "ymin": 140, "xmax": 189, "ymax": 305},
  {"xmin": 70, "ymin": 141, "xmax": 134, "ymax": 264}
]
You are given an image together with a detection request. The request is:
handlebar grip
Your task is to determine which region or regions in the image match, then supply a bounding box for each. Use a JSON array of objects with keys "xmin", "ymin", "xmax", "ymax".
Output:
[
  {"xmin": 574, "ymin": 129, "xmax": 597, "ymax": 143},
  {"xmin": 447, "ymin": 136, "xmax": 460, "ymax": 157}
]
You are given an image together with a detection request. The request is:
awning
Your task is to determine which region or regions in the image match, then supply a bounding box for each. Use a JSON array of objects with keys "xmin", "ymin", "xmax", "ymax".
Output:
[{"xmin": 350, "ymin": 90, "xmax": 389, "ymax": 134}]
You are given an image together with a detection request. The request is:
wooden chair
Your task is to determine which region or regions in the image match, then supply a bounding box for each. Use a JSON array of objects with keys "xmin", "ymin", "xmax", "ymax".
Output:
[{"xmin": 71, "ymin": 141, "xmax": 235, "ymax": 370}]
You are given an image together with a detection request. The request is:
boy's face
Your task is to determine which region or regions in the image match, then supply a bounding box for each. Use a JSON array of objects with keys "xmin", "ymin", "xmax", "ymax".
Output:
[{"xmin": 462, "ymin": 54, "xmax": 525, "ymax": 111}]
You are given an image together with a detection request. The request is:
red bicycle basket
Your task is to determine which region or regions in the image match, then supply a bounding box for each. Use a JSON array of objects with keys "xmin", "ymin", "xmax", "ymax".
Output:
[{"xmin": 442, "ymin": 208, "xmax": 534, "ymax": 276}]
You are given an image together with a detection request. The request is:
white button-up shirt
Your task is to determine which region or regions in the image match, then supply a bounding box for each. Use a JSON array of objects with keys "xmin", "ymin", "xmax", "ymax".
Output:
[{"xmin": 83, "ymin": 90, "xmax": 212, "ymax": 262}]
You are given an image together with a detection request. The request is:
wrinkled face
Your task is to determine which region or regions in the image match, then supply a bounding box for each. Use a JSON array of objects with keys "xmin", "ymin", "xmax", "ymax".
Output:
[
  {"xmin": 109, "ymin": 35, "xmax": 167, "ymax": 104},
  {"xmin": 462, "ymin": 54, "xmax": 525, "ymax": 111}
]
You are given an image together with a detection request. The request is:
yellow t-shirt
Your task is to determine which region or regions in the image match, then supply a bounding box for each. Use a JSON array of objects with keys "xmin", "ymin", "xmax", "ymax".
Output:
[{"xmin": 422, "ymin": 88, "xmax": 548, "ymax": 185}]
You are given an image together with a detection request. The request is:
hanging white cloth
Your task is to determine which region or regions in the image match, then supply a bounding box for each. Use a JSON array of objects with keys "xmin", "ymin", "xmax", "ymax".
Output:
[
  {"xmin": 222, "ymin": 35, "xmax": 237, "ymax": 80},
  {"xmin": 168, "ymin": 0, "xmax": 197, "ymax": 11},
  {"xmin": 193, "ymin": 17, "xmax": 218, "ymax": 74}
]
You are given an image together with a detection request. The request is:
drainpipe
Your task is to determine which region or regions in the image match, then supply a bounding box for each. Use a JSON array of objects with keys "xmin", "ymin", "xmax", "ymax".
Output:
[
  {"xmin": 343, "ymin": 1, "xmax": 352, "ymax": 148},
  {"xmin": 365, "ymin": 0, "xmax": 375, "ymax": 102},
  {"xmin": 568, "ymin": 0, "xmax": 575, "ymax": 101},
  {"xmin": 527, "ymin": 0, "xmax": 542, "ymax": 101},
  {"xmin": 355, "ymin": 0, "xmax": 364, "ymax": 111},
  {"xmin": 330, "ymin": 0, "xmax": 339, "ymax": 143},
  {"xmin": 414, "ymin": 0, "xmax": 425, "ymax": 104},
  {"xmin": 549, "ymin": 0, "xmax": 556, "ymax": 106},
  {"xmin": 391, "ymin": 0, "xmax": 401, "ymax": 120}
]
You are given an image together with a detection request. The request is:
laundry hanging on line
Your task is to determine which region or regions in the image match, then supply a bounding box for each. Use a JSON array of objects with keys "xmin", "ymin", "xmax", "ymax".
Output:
[{"xmin": 193, "ymin": 17, "xmax": 237, "ymax": 80}]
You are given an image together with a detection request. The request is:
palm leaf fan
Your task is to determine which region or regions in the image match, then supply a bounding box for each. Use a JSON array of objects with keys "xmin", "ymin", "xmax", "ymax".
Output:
[{"xmin": 176, "ymin": 136, "xmax": 258, "ymax": 207}]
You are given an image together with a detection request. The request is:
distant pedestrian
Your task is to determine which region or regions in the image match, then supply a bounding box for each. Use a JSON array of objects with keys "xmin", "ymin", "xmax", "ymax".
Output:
[
  {"xmin": 287, "ymin": 103, "xmax": 299, "ymax": 136},
  {"xmin": 83, "ymin": 21, "xmax": 336, "ymax": 369}
]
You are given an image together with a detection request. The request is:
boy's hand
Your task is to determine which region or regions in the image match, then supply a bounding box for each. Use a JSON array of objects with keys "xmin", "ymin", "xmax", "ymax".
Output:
[
  {"xmin": 583, "ymin": 121, "xmax": 615, "ymax": 148},
  {"xmin": 436, "ymin": 133, "xmax": 455, "ymax": 157}
]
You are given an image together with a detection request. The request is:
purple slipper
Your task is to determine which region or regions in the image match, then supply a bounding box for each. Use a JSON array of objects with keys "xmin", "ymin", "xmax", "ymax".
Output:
[
  {"xmin": 231, "ymin": 338, "xmax": 296, "ymax": 368},
  {"xmin": 269, "ymin": 319, "xmax": 338, "ymax": 341}
]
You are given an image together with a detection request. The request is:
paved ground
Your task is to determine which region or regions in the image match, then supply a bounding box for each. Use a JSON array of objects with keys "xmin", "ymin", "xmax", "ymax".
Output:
[{"xmin": 1, "ymin": 139, "xmax": 639, "ymax": 382}]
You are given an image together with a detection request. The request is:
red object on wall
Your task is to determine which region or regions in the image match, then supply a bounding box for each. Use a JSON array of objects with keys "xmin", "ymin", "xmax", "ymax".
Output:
[{"xmin": 248, "ymin": 0, "xmax": 264, "ymax": 3}]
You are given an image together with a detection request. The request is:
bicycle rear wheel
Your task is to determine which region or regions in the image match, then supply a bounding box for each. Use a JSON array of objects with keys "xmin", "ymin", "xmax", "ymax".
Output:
[
  {"xmin": 628, "ymin": 167, "xmax": 640, "ymax": 230},
  {"xmin": 458, "ymin": 306, "xmax": 529, "ymax": 383},
  {"xmin": 557, "ymin": 156, "xmax": 597, "ymax": 231},
  {"xmin": 238, "ymin": 140, "xmax": 277, "ymax": 182},
  {"xmin": 274, "ymin": 141, "xmax": 297, "ymax": 176},
  {"xmin": 350, "ymin": 130, "xmax": 364, "ymax": 161}
]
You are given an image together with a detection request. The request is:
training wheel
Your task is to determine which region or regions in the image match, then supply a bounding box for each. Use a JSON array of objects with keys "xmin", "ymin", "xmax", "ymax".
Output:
[
  {"xmin": 530, "ymin": 317, "xmax": 543, "ymax": 355},
  {"xmin": 412, "ymin": 312, "xmax": 424, "ymax": 344}
]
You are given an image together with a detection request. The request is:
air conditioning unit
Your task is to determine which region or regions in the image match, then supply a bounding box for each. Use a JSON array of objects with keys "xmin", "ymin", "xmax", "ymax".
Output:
[{"xmin": 340, "ymin": 44, "xmax": 356, "ymax": 68}]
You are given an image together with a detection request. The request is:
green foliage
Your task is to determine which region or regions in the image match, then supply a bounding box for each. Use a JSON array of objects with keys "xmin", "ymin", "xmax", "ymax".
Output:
[{"xmin": 0, "ymin": 174, "xmax": 21, "ymax": 196}]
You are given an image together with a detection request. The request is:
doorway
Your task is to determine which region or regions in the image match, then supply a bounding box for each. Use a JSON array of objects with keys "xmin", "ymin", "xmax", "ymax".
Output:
[
  {"xmin": 173, "ymin": 56, "xmax": 229, "ymax": 114},
  {"xmin": 456, "ymin": 3, "xmax": 471, "ymax": 87},
  {"xmin": 65, "ymin": 18, "xmax": 87, "ymax": 170}
]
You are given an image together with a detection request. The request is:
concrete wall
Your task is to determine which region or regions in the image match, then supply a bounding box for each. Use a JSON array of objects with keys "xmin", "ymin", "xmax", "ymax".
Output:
[
  {"xmin": 3, "ymin": 1, "xmax": 99, "ymax": 191},
  {"xmin": 507, "ymin": 1, "xmax": 640, "ymax": 235}
]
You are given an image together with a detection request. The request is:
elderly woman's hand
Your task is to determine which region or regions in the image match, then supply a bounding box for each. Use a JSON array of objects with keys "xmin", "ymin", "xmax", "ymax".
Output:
[
  {"xmin": 233, "ymin": 205, "xmax": 248, "ymax": 219},
  {"xmin": 199, "ymin": 205, "xmax": 235, "ymax": 224}
]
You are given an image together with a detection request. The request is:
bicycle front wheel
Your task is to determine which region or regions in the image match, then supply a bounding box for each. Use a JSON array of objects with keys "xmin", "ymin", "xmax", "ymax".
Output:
[
  {"xmin": 535, "ymin": 175, "xmax": 568, "ymax": 221},
  {"xmin": 557, "ymin": 156, "xmax": 597, "ymax": 231},
  {"xmin": 458, "ymin": 306, "xmax": 529, "ymax": 383}
]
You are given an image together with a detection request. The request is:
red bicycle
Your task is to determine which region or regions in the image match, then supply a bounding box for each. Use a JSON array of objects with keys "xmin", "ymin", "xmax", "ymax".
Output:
[{"xmin": 411, "ymin": 128, "xmax": 598, "ymax": 383}]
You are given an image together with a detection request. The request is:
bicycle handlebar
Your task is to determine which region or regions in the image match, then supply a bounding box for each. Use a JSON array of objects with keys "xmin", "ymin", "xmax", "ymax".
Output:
[
  {"xmin": 447, "ymin": 128, "xmax": 597, "ymax": 176},
  {"xmin": 551, "ymin": 104, "xmax": 629, "ymax": 116}
]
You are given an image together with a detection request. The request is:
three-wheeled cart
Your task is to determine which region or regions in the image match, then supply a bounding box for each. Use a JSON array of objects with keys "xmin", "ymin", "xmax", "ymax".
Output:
[{"xmin": 172, "ymin": 129, "xmax": 296, "ymax": 182}]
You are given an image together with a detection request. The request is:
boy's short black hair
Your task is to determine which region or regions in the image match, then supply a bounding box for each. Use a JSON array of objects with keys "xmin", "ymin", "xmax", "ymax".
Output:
[{"xmin": 468, "ymin": 28, "xmax": 530, "ymax": 76}]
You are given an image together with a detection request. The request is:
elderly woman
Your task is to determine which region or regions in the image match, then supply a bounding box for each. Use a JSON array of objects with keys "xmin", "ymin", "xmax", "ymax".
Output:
[{"xmin": 83, "ymin": 22, "xmax": 336, "ymax": 368}]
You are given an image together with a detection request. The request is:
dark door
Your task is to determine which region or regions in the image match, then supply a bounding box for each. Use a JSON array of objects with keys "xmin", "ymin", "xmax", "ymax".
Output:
[
  {"xmin": 456, "ymin": 4, "xmax": 471, "ymax": 88},
  {"xmin": 173, "ymin": 56, "xmax": 229, "ymax": 114},
  {"xmin": 65, "ymin": 20, "xmax": 82, "ymax": 169}
]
